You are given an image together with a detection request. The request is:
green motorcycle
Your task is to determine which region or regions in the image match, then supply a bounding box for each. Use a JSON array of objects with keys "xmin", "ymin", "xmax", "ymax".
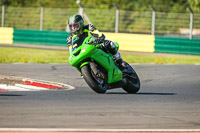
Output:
[{"xmin": 68, "ymin": 31, "xmax": 140, "ymax": 93}]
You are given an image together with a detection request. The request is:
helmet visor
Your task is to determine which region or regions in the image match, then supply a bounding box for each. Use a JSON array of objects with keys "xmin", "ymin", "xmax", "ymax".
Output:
[{"xmin": 69, "ymin": 23, "xmax": 80, "ymax": 32}]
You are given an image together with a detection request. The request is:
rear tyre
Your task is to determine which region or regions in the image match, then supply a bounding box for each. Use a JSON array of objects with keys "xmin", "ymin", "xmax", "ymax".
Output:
[
  {"xmin": 122, "ymin": 63, "xmax": 140, "ymax": 94},
  {"xmin": 81, "ymin": 64, "xmax": 108, "ymax": 94}
]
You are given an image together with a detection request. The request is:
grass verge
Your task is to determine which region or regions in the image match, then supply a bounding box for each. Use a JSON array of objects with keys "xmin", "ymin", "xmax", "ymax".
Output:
[{"xmin": 0, "ymin": 47, "xmax": 200, "ymax": 64}]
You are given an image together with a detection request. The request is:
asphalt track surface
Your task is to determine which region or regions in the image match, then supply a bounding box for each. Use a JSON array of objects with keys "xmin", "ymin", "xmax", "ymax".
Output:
[{"xmin": 0, "ymin": 63, "xmax": 200, "ymax": 129}]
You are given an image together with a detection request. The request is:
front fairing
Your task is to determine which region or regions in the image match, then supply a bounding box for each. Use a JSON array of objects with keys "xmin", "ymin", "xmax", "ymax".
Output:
[
  {"xmin": 68, "ymin": 32, "xmax": 122, "ymax": 83},
  {"xmin": 69, "ymin": 32, "xmax": 95, "ymax": 70},
  {"xmin": 69, "ymin": 44, "xmax": 97, "ymax": 68}
]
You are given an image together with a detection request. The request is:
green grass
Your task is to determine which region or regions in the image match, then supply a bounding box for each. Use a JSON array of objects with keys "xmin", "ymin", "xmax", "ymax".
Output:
[
  {"xmin": 0, "ymin": 47, "xmax": 69, "ymax": 63},
  {"xmin": 0, "ymin": 47, "xmax": 200, "ymax": 64},
  {"xmin": 121, "ymin": 51, "xmax": 200, "ymax": 64}
]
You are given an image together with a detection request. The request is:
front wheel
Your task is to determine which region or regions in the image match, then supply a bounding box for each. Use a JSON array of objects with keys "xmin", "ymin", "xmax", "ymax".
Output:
[
  {"xmin": 122, "ymin": 63, "xmax": 140, "ymax": 93},
  {"xmin": 81, "ymin": 64, "xmax": 108, "ymax": 93}
]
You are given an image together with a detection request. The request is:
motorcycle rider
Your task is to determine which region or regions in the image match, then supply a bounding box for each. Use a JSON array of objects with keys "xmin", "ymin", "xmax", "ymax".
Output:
[{"xmin": 67, "ymin": 14, "xmax": 126, "ymax": 69}]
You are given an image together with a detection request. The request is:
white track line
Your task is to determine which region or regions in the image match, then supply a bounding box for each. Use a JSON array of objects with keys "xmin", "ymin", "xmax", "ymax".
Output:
[
  {"xmin": 0, "ymin": 78, "xmax": 75, "ymax": 91},
  {"xmin": 15, "ymin": 84, "xmax": 49, "ymax": 91},
  {"xmin": 22, "ymin": 78, "xmax": 75, "ymax": 90},
  {"xmin": 0, "ymin": 84, "xmax": 32, "ymax": 91},
  {"xmin": 0, "ymin": 128, "xmax": 200, "ymax": 132}
]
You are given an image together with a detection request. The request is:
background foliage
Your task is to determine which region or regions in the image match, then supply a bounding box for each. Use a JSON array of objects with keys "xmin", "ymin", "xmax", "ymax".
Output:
[
  {"xmin": 0, "ymin": 0, "xmax": 200, "ymax": 13},
  {"xmin": 0, "ymin": 0, "xmax": 200, "ymax": 36}
]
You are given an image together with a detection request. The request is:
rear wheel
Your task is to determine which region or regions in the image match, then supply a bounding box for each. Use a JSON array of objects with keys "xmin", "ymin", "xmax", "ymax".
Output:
[
  {"xmin": 81, "ymin": 64, "xmax": 108, "ymax": 93},
  {"xmin": 122, "ymin": 63, "xmax": 140, "ymax": 93}
]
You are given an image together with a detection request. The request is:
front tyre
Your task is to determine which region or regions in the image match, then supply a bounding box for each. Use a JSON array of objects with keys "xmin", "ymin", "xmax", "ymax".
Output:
[
  {"xmin": 81, "ymin": 64, "xmax": 108, "ymax": 94},
  {"xmin": 122, "ymin": 63, "xmax": 140, "ymax": 94}
]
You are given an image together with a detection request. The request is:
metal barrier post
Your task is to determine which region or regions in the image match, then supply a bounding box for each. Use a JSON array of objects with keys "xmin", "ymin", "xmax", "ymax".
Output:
[
  {"xmin": 1, "ymin": 5, "xmax": 5, "ymax": 27},
  {"xmin": 40, "ymin": 6, "xmax": 44, "ymax": 31},
  {"xmin": 76, "ymin": 0, "xmax": 84, "ymax": 17},
  {"xmin": 113, "ymin": 3, "xmax": 119, "ymax": 33},
  {"xmin": 76, "ymin": 0, "xmax": 92, "ymax": 24},
  {"xmin": 151, "ymin": 5, "xmax": 156, "ymax": 35},
  {"xmin": 188, "ymin": 6, "xmax": 193, "ymax": 39}
]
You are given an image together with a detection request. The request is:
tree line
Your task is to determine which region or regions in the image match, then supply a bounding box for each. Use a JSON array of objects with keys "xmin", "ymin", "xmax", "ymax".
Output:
[{"xmin": 0, "ymin": 0, "xmax": 200, "ymax": 13}]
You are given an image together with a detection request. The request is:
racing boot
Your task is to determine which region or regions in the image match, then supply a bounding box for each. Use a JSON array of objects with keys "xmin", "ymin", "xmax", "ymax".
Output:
[
  {"xmin": 113, "ymin": 52, "xmax": 127, "ymax": 70},
  {"xmin": 103, "ymin": 40, "xmax": 127, "ymax": 69}
]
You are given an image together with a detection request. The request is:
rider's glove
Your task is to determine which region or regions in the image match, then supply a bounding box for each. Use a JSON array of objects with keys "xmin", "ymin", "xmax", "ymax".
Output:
[
  {"xmin": 104, "ymin": 40, "xmax": 111, "ymax": 47},
  {"xmin": 66, "ymin": 34, "xmax": 72, "ymax": 46},
  {"xmin": 93, "ymin": 38, "xmax": 104, "ymax": 45}
]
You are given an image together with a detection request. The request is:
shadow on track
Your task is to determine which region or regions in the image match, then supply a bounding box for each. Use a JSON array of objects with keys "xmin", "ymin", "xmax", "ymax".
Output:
[
  {"xmin": 106, "ymin": 92, "xmax": 177, "ymax": 95},
  {"xmin": 0, "ymin": 94, "xmax": 24, "ymax": 96}
]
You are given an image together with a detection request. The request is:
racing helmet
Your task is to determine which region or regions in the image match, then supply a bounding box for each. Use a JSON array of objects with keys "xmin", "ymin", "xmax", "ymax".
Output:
[{"xmin": 68, "ymin": 15, "xmax": 84, "ymax": 34}]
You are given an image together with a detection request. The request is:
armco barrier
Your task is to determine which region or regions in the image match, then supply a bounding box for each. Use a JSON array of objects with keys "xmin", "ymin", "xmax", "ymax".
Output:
[
  {"xmin": 13, "ymin": 29, "xmax": 69, "ymax": 47},
  {"xmin": 0, "ymin": 27, "xmax": 14, "ymax": 44},
  {"xmin": 1, "ymin": 27, "xmax": 200, "ymax": 55},
  {"xmin": 155, "ymin": 36, "xmax": 200, "ymax": 55},
  {"xmin": 104, "ymin": 32, "xmax": 155, "ymax": 52}
]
